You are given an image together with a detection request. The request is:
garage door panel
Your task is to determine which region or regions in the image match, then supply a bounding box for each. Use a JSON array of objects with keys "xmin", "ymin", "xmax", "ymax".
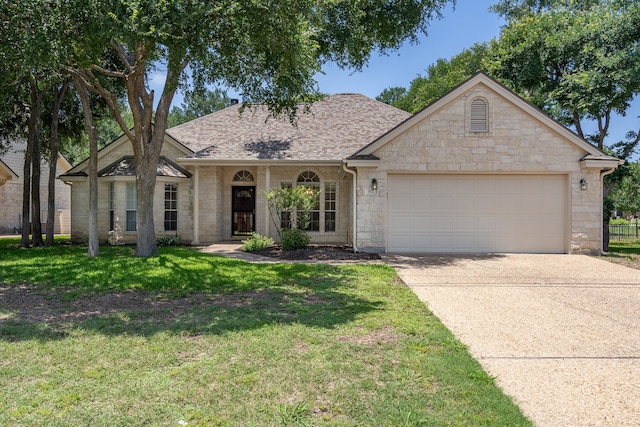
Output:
[
  {"xmin": 455, "ymin": 197, "xmax": 475, "ymax": 210},
  {"xmin": 475, "ymin": 197, "xmax": 497, "ymax": 212},
  {"xmin": 432, "ymin": 216, "xmax": 453, "ymax": 229},
  {"xmin": 410, "ymin": 215, "xmax": 431, "ymax": 229},
  {"xmin": 388, "ymin": 174, "xmax": 567, "ymax": 253},
  {"xmin": 432, "ymin": 196, "xmax": 453, "ymax": 211},
  {"xmin": 455, "ymin": 216, "xmax": 475, "ymax": 230},
  {"xmin": 475, "ymin": 216, "xmax": 497, "ymax": 231}
]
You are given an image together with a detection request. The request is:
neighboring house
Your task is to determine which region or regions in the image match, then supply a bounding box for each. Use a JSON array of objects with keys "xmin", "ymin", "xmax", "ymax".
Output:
[
  {"xmin": 0, "ymin": 140, "xmax": 72, "ymax": 234},
  {"xmin": 61, "ymin": 73, "xmax": 621, "ymax": 254}
]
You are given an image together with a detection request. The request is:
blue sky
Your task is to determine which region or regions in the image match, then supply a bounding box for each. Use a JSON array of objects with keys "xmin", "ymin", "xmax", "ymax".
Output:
[
  {"xmin": 154, "ymin": 0, "xmax": 637, "ymax": 150},
  {"xmin": 313, "ymin": 0, "xmax": 503, "ymax": 97}
]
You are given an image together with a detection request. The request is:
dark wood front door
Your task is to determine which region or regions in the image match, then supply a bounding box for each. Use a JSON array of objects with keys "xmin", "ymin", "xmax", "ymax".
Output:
[{"xmin": 232, "ymin": 186, "xmax": 255, "ymax": 237}]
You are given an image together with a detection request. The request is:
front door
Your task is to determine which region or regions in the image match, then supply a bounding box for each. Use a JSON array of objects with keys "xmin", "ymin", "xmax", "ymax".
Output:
[{"xmin": 232, "ymin": 186, "xmax": 255, "ymax": 237}]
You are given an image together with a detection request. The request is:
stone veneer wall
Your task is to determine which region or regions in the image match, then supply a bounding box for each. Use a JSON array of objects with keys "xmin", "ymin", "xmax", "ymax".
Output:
[
  {"xmin": 69, "ymin": 139, "xmax": 192, "ymax": 244},
  {"xmin": 0, "ymin": 141, "xmax": 71, "ymax": 234},
  {"xmin": 355, "ymin": 83, "xmax": 604, "ymax": 254}
]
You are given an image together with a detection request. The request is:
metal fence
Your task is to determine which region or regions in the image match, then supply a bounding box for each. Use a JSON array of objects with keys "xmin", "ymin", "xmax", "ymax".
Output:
[{"xmin": 609, "ymin": 223, "xmax": 640, "ymax": 241}]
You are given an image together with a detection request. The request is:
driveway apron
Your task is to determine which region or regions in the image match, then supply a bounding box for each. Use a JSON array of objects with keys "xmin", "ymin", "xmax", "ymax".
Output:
[{"xmin": 382, "ymin": 253, "xmax": 640, "ymax": 427}]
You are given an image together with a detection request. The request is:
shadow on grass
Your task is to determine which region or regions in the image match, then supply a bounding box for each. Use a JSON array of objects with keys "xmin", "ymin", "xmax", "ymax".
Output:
[
  {"xmin": 0, "ymin": 244, "xmax": 359, "ymax": 294},
  {"xmin": 0, "ymin": 241, "xmax": 388, "ymax": 342},
  {"xmin": 1, "ymin": 284, "xmax": 381, "ymax": 341}
]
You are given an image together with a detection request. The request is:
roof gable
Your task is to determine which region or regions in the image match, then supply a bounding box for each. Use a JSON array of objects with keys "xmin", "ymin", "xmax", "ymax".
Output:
[
  {"xmin": 97, "ymin": 156, "xmax": 192, "ymax": 178},
  {"xmin": 353, "ymin": 73, "xmax": 617, "ymax": 161},
  {"xmin": 64, "ymin": 128, "xmax": 194, "ymax": 175},
  {"xmin": 167, "ymin": 94, "xmax": 411, "ymax": 162},
  {"xmin": 0, "ymin": 158, "xmax": 19, "ymax": 181}
]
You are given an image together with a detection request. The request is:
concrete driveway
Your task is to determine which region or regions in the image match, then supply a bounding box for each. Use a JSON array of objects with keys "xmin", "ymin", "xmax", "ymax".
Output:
[{"xmin": 381, "ymin": 253, "xmax": 640, "ymax": 427}]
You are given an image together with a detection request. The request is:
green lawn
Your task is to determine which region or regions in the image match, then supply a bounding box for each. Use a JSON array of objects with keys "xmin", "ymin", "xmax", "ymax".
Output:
[
  {"xmin": 609, "ymin": 238, "xmax": 640, "ymax": 255},
  {"xmin": 0, "ymin": 237, "xmax": 531, "ymax": 426}
]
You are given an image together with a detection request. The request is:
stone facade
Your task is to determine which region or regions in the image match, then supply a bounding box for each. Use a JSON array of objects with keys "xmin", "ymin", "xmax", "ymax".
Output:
[
  {"xmin": 353, "ymin": 81, "xmax": 609, "ymax": 254},
  {"xmin": 185, "ymin": 164, "xmax": 352, "ymax": 244},
  {"xmin": 66, "ymin": 140, "xmax": 353, "ymax": 245},
  {"xmin": 66, "ymin": 136, "xmax": 193, "ymax": 244},
  {"xmin": 62, "ymin": 75, "xmax": 618, "ymax": 253},
  {"xmin": 0, "ymin": 140, "xmax": 71, "ymax": 235}
]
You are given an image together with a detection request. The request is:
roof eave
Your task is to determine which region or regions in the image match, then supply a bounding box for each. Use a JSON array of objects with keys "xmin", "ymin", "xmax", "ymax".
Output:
[
  {"xmin": 176, "ymin": 158, "xmax": 344, "ymax": 167},
  {"xmin": 580, "ymin": 156, "xmax": 624, "ymax": 169},
  {"xmin": 344, "ymin": 159, "xmax": 381, "ymax": 168}
]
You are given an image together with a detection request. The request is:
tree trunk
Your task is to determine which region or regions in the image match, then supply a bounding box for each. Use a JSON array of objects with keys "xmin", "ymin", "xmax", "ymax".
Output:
[
  {"xmin": 75, "ymin": 80, "xmax": 99, "ymax": 257},
  {"xmin": 30, "ymin": 124, "xmax": 43, "ymax": 246},
  {"xmin": 46, "ymin": 81, "xmax": 70, "ymax": 246},
  {"xmin": 20, "ymin": 137, "xmax": 32, "ymax": 248},
  {"xmin": 134, "ymin": 154, "xmax": 159, "ymax": 257},
  {"xmin": 29, "ymin": 80, "xmax": 44, "ymax": 247}
]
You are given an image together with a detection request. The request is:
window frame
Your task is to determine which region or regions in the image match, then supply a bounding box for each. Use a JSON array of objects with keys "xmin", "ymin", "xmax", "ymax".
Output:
[
  {"xmin": 469, "ymin": 97, "xmax": 489, "ymax": 133},
  {"xmin": 277, "ymin": 171, "xmax": 338, "ymax": 235},
  {"xmin": 164, "ymin": 183, "xmax": 178, "ymax": 232},
  {"xmin": 324, "ymin": 181, "xmax": 336, "ymax": 232},
  {"xmin": 297, "ymin": 171, "xmax": 320, "ymax": 232},
  {"xmin": 109, "ymin": 182, "xmax": 115, "ymax": 231},
  {"xmin": 126, "ymin": 182, "xmax": 137, "ymax": 231}
]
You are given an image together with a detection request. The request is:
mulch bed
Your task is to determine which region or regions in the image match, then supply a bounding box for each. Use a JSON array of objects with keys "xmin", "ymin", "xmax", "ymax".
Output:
[{"xmin": 249, "ymin": 245, "xmax": 381, "ymax": 261}]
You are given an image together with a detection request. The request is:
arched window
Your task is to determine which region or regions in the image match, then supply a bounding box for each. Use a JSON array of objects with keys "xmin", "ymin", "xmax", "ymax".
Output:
[
  {"xmin": 233, "ymin": 170, "xmax": 254, "ymax": 182},
  {"xmin": 297, "ymin": 171, "xmax": 319, "ymax": 184},
  {"xmin": 469, "ymin": 97, "xmax": 488, "ymax": 133}
]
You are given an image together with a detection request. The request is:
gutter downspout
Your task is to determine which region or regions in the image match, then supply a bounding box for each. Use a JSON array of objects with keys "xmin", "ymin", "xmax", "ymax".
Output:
[
  {"xmin": 342, "ymin": 161, "xmax": 358, "ymax": 252},
  {"xmin": 600, "ymin": 167, "xmax": 617, "ymax": 256}
]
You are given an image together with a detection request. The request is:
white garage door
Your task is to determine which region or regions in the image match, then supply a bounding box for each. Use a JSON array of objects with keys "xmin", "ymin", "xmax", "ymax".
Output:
[{"xmin": 388, "ymin": 174, "xmax": 567, "ymax": 253}]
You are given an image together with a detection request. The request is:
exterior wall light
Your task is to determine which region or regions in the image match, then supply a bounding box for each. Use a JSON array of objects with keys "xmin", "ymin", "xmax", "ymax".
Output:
[
  {"xmin": 371, "ymin": 178, "xmax": 378, "ymax": 191},
  {"xmin": 580, "ymin": 178, "xmax": 588, "ymax": 191}
]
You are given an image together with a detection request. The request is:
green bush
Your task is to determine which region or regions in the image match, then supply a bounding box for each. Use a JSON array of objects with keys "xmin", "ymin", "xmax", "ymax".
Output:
[
  {"xmin": 610, "ymin": 218, "xmax": 631, "ymax": 225},
  {"xmin": 281, "ymin": 228, "xmax": 310, "ymax": 251},
  {"xmin": 157, "ymin": 234, "xmax": 181, "ymax": 246},
  {"xmin": 241, "ymin": 233, "xmax": 275, "ymax": 252}
]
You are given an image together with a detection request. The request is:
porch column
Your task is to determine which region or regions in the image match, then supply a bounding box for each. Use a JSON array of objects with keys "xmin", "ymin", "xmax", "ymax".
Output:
[
  {"xmin": 264, "ymin": 166, "xmax": 271, "ymax": 237},
  {"xmin": 192, "ymin": 166, "xmax": 200, "ymax": 244}
]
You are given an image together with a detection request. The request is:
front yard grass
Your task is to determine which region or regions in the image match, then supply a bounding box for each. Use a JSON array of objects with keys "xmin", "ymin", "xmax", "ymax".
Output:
[
  {"xmin": 0, "ymin": 237, "xmax": 530, "ymax": 426},
  {"xmin": 606, "ymin": 239, "xmax": 640, "ymax": 269}
]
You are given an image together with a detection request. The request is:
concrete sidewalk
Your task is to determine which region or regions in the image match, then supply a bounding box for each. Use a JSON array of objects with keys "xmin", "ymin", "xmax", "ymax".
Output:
[{"xmin": 382, "ymin": 253, "xmax": 640, "ymax": 427}]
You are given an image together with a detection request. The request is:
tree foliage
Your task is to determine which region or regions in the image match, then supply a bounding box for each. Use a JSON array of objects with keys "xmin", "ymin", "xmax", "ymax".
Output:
[
  {"xmin": 266, "ymin": 185, "xmax": 320, "ymax": 233},
  {"xmin": 167, "ymin": 88, "xmax": 229, "ymax": 128},
  {"xmin": 486, "ymin": 0, "xmax": 640, "ymax": 154},
  {"xmin": 376, "ymin": 43, "xmax": 489, "ymax": 113},
  {"xmin": 52, "ymin": 0, "xmax": 452, "ymax": 256},
  {"xmin": 489, "ymin": 0, "xmax": 600, "ymax": 22},
  {"xmin": 609, "ymin": 162, "xmax": 640, "ymax": 215}
]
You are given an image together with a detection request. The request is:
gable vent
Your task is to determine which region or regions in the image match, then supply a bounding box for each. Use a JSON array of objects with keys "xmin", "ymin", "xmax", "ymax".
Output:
[{"xmin": 470, "ymin": 97, "xmax": 488, "ymax": 133}]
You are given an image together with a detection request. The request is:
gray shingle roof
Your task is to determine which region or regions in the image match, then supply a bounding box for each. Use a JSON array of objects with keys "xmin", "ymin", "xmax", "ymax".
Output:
[{"xmin": 166, "ymin": 94, "xmax": 411, "ymax": 162}]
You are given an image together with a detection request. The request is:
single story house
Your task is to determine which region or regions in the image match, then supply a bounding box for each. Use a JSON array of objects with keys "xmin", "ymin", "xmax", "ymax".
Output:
[
  {"xmin": 61, "ymin": 73, "xmax": 621, "ymax": 254},
  {"xmin": 0, "ymin": 140, "xmax": 72, "ymax": 234}
]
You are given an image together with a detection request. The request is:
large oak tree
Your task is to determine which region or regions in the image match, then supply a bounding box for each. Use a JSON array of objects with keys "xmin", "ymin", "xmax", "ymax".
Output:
[
  {"xmin": 58, "ymin": 0, "xmax": 452, "ymax": 256},
  {"xmin": 486, "ymin": 0, "xmax": 640, "ymax": 250}
]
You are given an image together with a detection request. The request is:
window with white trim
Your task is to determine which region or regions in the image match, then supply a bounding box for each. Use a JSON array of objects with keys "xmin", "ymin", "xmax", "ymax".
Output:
[
  {"xmin": 324, "ymin": 182, "xmax": 336, "ymax": 232},
  {"xmin": 233, "ymin": 170, "xmax": 254, "ymax": 182},
  {"xmin": 280, "ymin": 182, "xmax": 292, "ymax": 229},
  {"xmin": 164, "ymin": 184, "xmax": 178, "ymax": 231},
  {"xmin": 470, "ymin": 97, "xmax": 488, "ymax": 133},
  {"xmin": 109, "ymin": 182, "xmax": 115, "ymax": 231},
  {"xmin": 126, "ymin": 182, "xmax": 136, "ymax": 231},
  {"xmin": 297, "ymin": 171, "xmax": 320, "ymax": 231}
]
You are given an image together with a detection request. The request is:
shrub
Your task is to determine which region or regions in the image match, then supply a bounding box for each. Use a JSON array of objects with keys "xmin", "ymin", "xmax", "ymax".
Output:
[
  {"xmin": 241, "ymin": 233, "xmax": 274, "ymax": 252},
  {"xmin": 281, "ymin": 228, "xmax": 310, "ymax": 251},
  {"xmin": 157, "ymin": 234, "xmax": 181, "ymax": 246},
  {"xmin": 610, "ymin": 218, "xmax": 631, "ymax": 225}
]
